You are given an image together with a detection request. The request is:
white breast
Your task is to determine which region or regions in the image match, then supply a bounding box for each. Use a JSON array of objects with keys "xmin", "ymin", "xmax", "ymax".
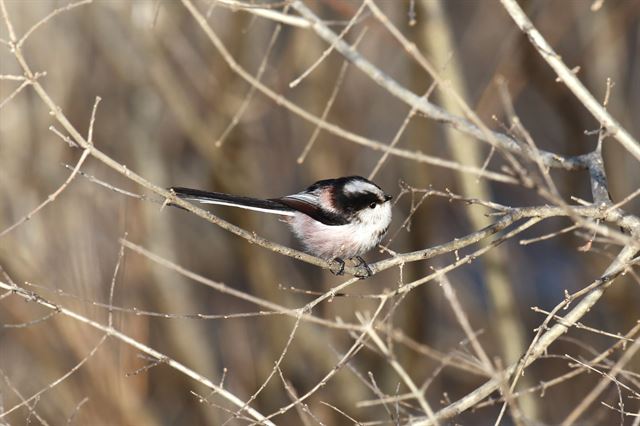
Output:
[{"xmin": 288, "ymin": 202, "xmax": 392, "ymax": 260}]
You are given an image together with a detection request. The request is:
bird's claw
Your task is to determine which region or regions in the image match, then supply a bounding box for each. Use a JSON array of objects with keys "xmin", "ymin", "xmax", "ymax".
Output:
[
  {"xmin": 330, "ymin": 258, "xmax": 346, "ymax": 276},
  {"xmin": 353, "ymin": 256, "xmax": 373, "ymax": 279},
  {"xmin": 330, "ymin": 257, "xmax": 373, "ymax": 278}
]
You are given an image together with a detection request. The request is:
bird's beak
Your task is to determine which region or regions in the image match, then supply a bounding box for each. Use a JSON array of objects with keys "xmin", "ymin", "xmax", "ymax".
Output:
[{"xmin": 384, "ymin": 194, "xmax": 393, "ymax": 202}]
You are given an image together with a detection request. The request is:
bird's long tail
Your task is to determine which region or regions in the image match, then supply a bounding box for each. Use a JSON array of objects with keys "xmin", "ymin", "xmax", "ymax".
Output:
[{"xmin": 169, "ymin": 187, "xmax": 296, "ymax": 216}]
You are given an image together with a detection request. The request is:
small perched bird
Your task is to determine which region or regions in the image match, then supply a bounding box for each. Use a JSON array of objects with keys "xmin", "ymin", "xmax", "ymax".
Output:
[{"xmin": 170, "ymin": 176, "xmax": 393, "ymax": 276}]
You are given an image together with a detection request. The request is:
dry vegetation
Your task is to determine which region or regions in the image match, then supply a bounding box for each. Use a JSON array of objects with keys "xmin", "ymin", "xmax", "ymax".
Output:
[{"xmin": 1, "ymin": 0, "xmax": 639, "ymax": 425}]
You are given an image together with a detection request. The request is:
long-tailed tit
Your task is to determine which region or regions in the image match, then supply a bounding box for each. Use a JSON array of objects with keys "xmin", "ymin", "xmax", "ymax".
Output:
[{"xmin": 170, "ymin": 176, "xmax": 393, "ymax": 276}]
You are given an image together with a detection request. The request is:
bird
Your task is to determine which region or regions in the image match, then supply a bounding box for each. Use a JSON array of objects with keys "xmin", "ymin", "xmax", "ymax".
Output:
[{"xmin": 170, "ymin": 176, "xmax": 393, "ymax": 277}]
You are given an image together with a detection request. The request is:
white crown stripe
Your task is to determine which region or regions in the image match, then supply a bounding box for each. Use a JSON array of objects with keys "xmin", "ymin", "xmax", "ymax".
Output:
[{"xmin": 343, "ymin": 180, "xmax": 380, "ymax": 195}]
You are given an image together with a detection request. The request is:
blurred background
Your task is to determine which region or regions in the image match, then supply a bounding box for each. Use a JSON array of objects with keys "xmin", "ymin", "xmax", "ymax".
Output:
[{"xmin": 1, "ymin": 0, "xmax": 639, "ymax": 424}]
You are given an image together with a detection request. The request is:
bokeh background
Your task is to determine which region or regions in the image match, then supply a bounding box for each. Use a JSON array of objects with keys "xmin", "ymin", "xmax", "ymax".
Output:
[{"xmin": 1, "ymin": 0, "xmax": 639, "ymax": 424}]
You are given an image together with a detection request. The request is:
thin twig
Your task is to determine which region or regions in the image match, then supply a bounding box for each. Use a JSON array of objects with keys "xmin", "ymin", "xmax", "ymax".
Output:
[
  {"xmin": 500, "ymin": 0, "xmax": 640, "ymax": 162},
  {"xmin": 0, "ymin": 280, "xmax": 275, "ymax": 425}
]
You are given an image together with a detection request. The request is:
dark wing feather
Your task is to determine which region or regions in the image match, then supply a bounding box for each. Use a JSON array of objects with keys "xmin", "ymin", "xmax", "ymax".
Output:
[{"xmin": 274, "ymin": 196, "xmax": 348, "ymax": 226}]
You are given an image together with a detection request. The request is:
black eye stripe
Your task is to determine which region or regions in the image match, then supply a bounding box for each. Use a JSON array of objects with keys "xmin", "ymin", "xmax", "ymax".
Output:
[
  {"xmin": 320, "ymin": 177, "xmax": 390, "ymax": 214},
  {"xmin": 336, "ymin": 191, "xmax": 380, "ymax": 212}
]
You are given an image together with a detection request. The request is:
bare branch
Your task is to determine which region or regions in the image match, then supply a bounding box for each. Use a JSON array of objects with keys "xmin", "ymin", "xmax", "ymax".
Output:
[
  {"xmin": 500, "ymin": 0, "xmax": 640, "ymax": 162},
  {"xmin": 0, "ymin": 280, "xmax": 275, "ymax": 425}
]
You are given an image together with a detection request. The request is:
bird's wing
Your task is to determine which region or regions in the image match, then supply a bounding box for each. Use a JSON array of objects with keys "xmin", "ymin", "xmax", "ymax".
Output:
[{"xmin": 274, "ymin": 194, "xmax": 348, "ymax": 226}]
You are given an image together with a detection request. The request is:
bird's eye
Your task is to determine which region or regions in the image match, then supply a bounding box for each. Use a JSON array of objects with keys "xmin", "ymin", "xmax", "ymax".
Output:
[{"xmin": 369, "ymin": 202, "xmax": 376, "ymax": 209}]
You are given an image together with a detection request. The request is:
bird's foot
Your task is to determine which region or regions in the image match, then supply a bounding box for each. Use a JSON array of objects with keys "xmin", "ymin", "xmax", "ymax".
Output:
[
  {"xmin": 353, "ymin": 256, "xmax": 373, "ymax": 279},
  {"xmin": 330, "ymin": 257, "xmax": 346, "ymax": 276}
]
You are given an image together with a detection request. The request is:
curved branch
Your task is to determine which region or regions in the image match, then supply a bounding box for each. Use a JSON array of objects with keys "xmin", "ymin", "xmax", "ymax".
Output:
[
  {"xmin": 413, "ymin": 241, "xmax": 639, "ymax": 425},
  {"xmin": 0, "ymin": 280, "xmax": 275, "ymax": 425},
  {"xmin": 499, "ymin": 0, "xmax": 640, "ymax": 162},
  {"xmin": 289, "ymin": 0, "xmax": 588, "ymax": 171}
]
